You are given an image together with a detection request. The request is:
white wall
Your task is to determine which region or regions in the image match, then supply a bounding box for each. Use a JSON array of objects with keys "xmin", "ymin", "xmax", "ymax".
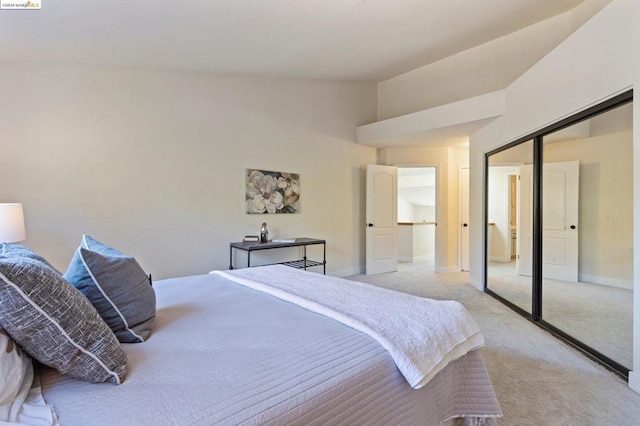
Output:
[
  {"xmin": 412, "ymin": 224, "xmax": 435, "ymax": 262},
  {"xmin": 398, "ymin": 225, "xmax": 413, "ymax": 261},
  {"xmin": 0, "ymin": 65, "xmax": 377, "ymax": 278},
  {"xmin": 397, "ymin": 196, "xmax": 415, "ymax": 222},
  {"xmin": 376, "ymin": 0, "xmax": 614, "ymax": 120},
  {"xmin": 416, "ymin": 206, "xmax": 435, "ymax": 222},
  {"xmin": 398, "ymin": 224, "xmax": 435, "ymax": 263},
  {"xmin": 398, "ymin": 198, "xmax": 437, "ymax": 223}
]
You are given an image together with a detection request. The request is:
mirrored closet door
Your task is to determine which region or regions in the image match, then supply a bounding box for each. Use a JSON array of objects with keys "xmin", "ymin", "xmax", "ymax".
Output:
[
  {"xmin": 485, "ymin": 92, "xmax": 633, "ymax": 377},
  {"xmin": 541, "ymin": 102, "xmax": 633, "ymax": 371},
  {"xmin": 486, "ymin": 140, "xmax": 534, "ymax": 314}
]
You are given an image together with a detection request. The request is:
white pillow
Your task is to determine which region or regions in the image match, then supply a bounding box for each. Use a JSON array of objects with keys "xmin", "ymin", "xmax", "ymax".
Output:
[
  {"xmin": 0, "ymin": 327, "xmax": 31, "ymax": 421},
  {"xmin": 0, "ymin": 327, "xmax": 58, "ymax": 425}
]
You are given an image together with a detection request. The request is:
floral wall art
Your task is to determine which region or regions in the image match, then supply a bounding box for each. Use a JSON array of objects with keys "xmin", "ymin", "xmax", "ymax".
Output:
[{"xmin": 246, "ymin": 169, "xmax": 300, "ymax": 214}]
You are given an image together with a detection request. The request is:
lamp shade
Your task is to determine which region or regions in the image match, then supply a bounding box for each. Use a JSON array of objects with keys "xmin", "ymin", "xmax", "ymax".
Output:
[{"xmin": 0, "ymin": 203, "xmax": 26, "ymax": 243}]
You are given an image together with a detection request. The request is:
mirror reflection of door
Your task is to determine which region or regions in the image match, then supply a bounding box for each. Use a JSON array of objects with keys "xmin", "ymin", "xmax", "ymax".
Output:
[
  {"xmin": 518, "ymin": 161, "xmax": 579, "ymax": 282},
  {"xmin": 541, "ymin": 103, "xmax": 633, "ymax": 370},
  {"xmin": 509, "ymin": 174, "xmax": 517, "ymax": 261},
  {"xmin": 486, "ymin": 140, "xmax": 533, "ymax": 314},
  {"xmin": 486, "ymin": 97, "xmax": 633, "ymax": 375}
]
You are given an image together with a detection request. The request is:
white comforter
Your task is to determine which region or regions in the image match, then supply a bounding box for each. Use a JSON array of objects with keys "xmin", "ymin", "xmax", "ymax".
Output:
[
  {"xmin": 213, "ymin": 265, "xmax": 485, "ymax": 389},
  {"xmin": 40, "ymin": 268, "xmax": 501, "ymax": 425}
]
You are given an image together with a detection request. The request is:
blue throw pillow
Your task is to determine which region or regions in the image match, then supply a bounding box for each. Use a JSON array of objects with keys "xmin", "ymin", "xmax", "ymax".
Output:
[{"xmin": 64, "ymin": 235, "xmax": 156, "ymax": 343}]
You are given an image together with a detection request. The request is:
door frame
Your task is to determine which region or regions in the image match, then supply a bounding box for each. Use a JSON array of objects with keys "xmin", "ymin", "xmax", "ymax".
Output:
[
  {"xmin": 459, "ymin": 166, "xmax": 469, "ymax": 271},
  {"xmin": 396, "ymin": 164, "xmax": 439, "ymax": 272}
]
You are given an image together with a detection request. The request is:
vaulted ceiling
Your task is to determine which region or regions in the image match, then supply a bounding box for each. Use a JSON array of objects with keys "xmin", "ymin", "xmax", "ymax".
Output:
[
  {"xmin": 0, "ymin": 0, "xmax": 614, "ymax": 149},
  {"xmin": 0, "ymin": 0, "xmax": 603, "ymax": 82}
]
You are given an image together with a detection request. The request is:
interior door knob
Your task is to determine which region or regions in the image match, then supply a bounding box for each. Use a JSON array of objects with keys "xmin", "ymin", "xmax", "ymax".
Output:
[
  {"xmin": 367, "ymin": 223, "xmax": 374, "ymax": 227},
  {"xmin": 462, "ymin": 223, "xmax": 468, "ymax": 227},
  {"xmin": 570, "ymin": 225, "xmax": 576, "ymax": 229}
]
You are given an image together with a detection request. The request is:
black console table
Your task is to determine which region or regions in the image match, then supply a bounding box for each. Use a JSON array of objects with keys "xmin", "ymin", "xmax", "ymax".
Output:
[{"xmin": 229, "ymin": 237, "xmax": 326, "ymax": 274}]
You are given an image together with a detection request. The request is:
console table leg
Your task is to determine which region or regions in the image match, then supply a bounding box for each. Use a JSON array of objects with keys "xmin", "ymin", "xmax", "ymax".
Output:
[
  {"xmin": 303, "ymin": 246, "xmax": 307, "ymax": 270},
  {"xmin": 323, "ymin": 242, "xmax": 326, "ymax": 274}
]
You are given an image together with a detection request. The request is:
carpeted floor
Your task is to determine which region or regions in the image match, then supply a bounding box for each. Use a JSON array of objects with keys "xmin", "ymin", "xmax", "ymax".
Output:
[
  {"xmin": 487, "ymin": 260, "xmax": 632, "ymax": 368},
  {"xmin": 347, "ymin": 262, "xmax": 640, "ymax": 426}
]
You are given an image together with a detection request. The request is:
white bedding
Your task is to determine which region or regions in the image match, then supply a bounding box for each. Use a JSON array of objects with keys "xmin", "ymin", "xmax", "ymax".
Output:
[
  {"xmin": 40, "ymin": 268, "xmax": 501, "ymax": 425},
  {"xmin": 213, "ymin": 265, "xmax": 485, "ymax": 389}
]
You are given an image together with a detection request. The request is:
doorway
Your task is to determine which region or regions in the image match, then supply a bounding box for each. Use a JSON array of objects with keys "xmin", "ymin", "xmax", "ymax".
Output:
[{"xmin": 397, "ymin": 167, "xmax": 437, "ymax": 271}]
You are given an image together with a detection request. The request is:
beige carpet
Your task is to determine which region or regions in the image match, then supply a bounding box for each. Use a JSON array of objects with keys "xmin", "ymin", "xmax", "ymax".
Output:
[
  {"xmin": 487, "ymin": 260, "xmax": 632, "ymax": 368},
  {"xmin": 347, "ymin": 262, "xmax": 640, "ymax": 426}
]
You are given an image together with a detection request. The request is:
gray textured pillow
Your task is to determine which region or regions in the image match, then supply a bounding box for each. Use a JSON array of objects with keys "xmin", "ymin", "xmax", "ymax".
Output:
[
  {"xmin": 64, "ymin": 235, "xmax": 156, "ymax": 343},
  {"xmin": 0, "ymin": 257, "xmax": 127, "ymax": 385},
  {"xmin": 0, "ymin": 243, "xmax": 60, "ymax": 273}
]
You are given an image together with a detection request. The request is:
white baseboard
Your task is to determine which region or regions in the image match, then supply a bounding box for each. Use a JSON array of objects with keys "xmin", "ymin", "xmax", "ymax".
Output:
[
  {"xmin": 468, "ymin": 276, "xmax": 484, "ymax": 291},
  {"xmin": 578, "ymin": 274, "xmax": 633, "ymax": 290},
  {"xmin": 436, "ymin": 265, "xmax": 459, "ymax": 273},
  {"xmin": 398, "ymin": 255, "xmax": 433, "ymax": 263},
  {"xmin": 333, "ymin": 265, "xmax": 365, "ymax": 277},
  {"xmin": 629, "ymin": 371, "xmax": 640, "ymax": 395}
]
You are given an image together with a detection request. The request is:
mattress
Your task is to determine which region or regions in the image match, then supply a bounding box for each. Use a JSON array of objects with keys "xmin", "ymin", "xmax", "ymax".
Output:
[{"xmin": 40, "ymin": 270, "xmax": 501, "ymax": 425}]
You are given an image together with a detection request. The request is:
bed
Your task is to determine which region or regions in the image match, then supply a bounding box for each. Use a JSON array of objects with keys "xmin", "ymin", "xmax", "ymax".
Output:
[
  {"xmin": 1, "ymin": 239, "xmax": 500, "ymax": 425},
  {"xmin": 36, "ymin": 264, "xmax": 501, "ymax": 425}
]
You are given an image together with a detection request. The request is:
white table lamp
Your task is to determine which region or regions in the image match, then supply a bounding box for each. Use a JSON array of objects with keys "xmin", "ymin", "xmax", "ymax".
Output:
[{"xmin": 0, "ymin": 203, "xmax": 26, "ymax": 243}]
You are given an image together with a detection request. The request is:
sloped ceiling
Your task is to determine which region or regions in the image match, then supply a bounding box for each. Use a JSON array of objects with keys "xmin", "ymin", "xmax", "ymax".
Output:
[
  {"xmin": 0, "ymin": 0, "xmax": 596, "ymax": 82},
  {"xmin": 0, "ymin": 0, "xmax": 614, "ymax": 150}
]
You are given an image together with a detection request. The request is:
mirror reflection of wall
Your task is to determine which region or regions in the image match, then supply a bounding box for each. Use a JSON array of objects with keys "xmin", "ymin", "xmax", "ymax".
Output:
[
  {"xmin": 486, "ymin": 140, "xmax": 533, "ymax": 314},
  {"xmin": 541, "ymin": 102, "xmax": 633, "ymax": 369},
  {"xmin": 485, "ymin": 96, "xmax": 633, "ymax": 377}
]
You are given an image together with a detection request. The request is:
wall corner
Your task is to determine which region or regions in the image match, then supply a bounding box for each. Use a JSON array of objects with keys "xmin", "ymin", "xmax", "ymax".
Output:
[
  {"xmin": 629, "ymin": 371, "xmax": 640, "ymax": 395},
  {"xmin": 468, "ymin": 275, "xmax": 484, "ymax": 291}
]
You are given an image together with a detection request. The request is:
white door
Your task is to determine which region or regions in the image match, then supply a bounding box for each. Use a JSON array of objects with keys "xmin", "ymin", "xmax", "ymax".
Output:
[
  {"xmin": 542, "ymin": 161, "xmax": 579, "ymax": 282},
  {"xmin": 517, "ymin": 164, "xmax": 533, "ymax": 276},
  {"xmin": 518, "ymin": 161, "xmax": 579, "ymax": 281},
  {"xmin": 366, "ymin": 164, "xmax": 398, "ymax": 275},
  {"xmin": 459, "ymin": 167, "xmax": 469, "ymax": 271}
]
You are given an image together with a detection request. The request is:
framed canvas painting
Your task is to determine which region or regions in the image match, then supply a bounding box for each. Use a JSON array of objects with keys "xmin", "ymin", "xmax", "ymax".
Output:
[{"xmin": 246, "ymin": 169, "xmax": 300, "ymax": 214}]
